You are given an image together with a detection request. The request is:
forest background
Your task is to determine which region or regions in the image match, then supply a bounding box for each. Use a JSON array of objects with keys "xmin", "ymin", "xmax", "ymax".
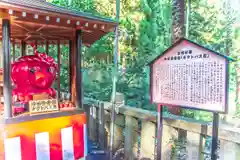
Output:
[{"xmin": 14, "ymin": 0, "xmax": 240, "ymax": 123}]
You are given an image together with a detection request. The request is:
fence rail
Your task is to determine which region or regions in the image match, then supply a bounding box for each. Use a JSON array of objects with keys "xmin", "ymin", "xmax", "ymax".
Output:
[{"xmin": 83, "ymin": 97, "xmax": 240, "ymax": 160}]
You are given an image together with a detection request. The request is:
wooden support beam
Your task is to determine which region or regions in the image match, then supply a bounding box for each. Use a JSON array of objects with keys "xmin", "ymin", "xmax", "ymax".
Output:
[
  {"xmin": 69, "ymin": 40, "xmax": 72, "ymax": 98},
  {"xmin": 2, "ymin": 19, "xmax": 12, "ymax": 118},
  {"xmin": 36, "ymin": 25, "xmax": 45, "ymax": 32},
  {"xmin": 46, "ymin": 41, "xmax": 49, "ymax": 55},
  {"xmin": 21, "ymin": 40, "xmax": 26, "ymax": 56},
  {"xmin": 35, "ymin": 40, "xmax": 38, "ymax": 48},
  {"xmin": 13, "ymin": 23, "xmax": 31, "ymax": 32},
  {"xmin": 57, "ymin": 40, "xmax": 61, "ymax": 101},
  {"xmin": 34, "ymin": 40, "xmax": 37, "ymax": 54},
  {"xmin": 75, "ymin": 30, "xmax": 82, "ymax": 108},
  {"xmin": 12, "ymin": 40, "xmax": 15, "ymax": 62},
  {"xmin": 71, "ymin": 30, "xmax": 76, "ymax": 105}
]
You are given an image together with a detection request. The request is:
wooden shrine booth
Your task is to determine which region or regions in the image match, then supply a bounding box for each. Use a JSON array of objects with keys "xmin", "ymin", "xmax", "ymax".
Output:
[{"xmin": 0, "ymin": 0, "xmax": 116, "ymax": 159}]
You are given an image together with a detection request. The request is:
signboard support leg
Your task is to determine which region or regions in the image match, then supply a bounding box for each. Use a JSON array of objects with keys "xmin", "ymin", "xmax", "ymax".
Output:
[
  {"xmin": 156, "ymin": 104, "xmax": 163, "ymax": 160},
  {"xmin": 211, "ymin": 112, "xmax": 219, "ymax": 160}
]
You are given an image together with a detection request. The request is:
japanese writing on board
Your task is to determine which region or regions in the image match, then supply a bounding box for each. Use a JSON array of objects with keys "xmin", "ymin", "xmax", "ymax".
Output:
[
  {"xmin": 29, "ymin": 99, "xmax": 59, "ymax": 114},
  {"xmin": 151, "ymin": 41, "xmax": 227, "ymax": 112}
]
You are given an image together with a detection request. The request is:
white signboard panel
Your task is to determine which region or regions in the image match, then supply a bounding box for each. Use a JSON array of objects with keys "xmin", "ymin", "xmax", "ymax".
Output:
[{"xmin": 151, "ymin": 41, "xmax": 227, "ymax": 112}]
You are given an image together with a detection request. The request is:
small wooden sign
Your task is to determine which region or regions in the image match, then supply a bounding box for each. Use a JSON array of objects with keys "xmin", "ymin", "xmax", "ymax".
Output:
[
  {"xmin": 32, "ymin": 93, "xmax": 50, "ymax": 101},
  {"xmin": 29, "ymin": 99, "xmax": 59, "ymax": 115}
]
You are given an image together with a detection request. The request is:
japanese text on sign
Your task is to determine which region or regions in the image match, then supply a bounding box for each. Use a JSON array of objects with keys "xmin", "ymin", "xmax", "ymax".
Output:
[
  {"xmin": 151, "ymin": 41, "xmax": 227, "ymax": 112},
  {"xmin": 29, "ymin": 99, "xmax": 59, "ymax": 114}
]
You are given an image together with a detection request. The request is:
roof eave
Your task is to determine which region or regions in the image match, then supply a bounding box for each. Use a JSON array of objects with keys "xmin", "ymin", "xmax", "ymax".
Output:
[
  {"xmin": 47, "ymin": 3, "xmax": 116, "ymax": 24},
  {"xmin": 0, "ymin": 1, "xmax": 117, "ymax": 25}
]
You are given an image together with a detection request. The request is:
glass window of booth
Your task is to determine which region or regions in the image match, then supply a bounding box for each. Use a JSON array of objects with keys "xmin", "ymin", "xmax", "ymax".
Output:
[
  {"xmin": 0, "ymin": 41, "xmax": 74, "ymax": 118},
  {"xmin": 0, "ymin": 0, "xmax": 115, "ymax": 120}
]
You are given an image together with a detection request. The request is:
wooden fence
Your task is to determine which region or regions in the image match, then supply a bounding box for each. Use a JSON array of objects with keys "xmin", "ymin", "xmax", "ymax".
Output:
[{"xmin": 83, "ymin": 97, "xmax": 240, "ymax": 160}]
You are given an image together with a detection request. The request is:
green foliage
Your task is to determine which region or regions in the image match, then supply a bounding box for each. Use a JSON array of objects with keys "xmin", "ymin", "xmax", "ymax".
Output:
[
  {"xmin": 181, "ymin": 0, "xmax": 239, "ymax": 120},
  {"xmin": 48, "ymin": 0, "xmax": 97, "ymax": 14},
  {"xmin": 45, "ymin": 0, "xmax": 240, "ymax": 121}
]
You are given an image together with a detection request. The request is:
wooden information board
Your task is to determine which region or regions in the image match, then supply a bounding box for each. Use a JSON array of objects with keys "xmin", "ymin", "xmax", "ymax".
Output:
[
  {"xmin": 29, "ymin": 99, "xmax": 59, "ymax": 115},
  {"xmin": 150, "ymin": 39, "xmax": 229, "ymax": 113}
]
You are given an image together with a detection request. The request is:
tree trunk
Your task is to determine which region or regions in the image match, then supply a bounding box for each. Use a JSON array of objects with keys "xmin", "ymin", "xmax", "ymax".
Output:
[
  {"xmin": 168, "ymin": 0, "xmax": 185, "ymax": 115},
  {"xmin": 172, "ymin": 0, "xmax": 185, "ymax": 43}
]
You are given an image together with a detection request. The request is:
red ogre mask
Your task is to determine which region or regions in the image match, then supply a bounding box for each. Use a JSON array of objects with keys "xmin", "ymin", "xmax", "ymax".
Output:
[{"xmin": 11, "ymin": 44, "xmax": 58, "ymax": 94}]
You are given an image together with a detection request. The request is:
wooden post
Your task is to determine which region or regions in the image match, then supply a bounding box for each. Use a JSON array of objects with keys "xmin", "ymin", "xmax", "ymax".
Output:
[
  {"xmin": 186, "ymin": 132, "xmax": 201, "ymax": 160},
  {"xmin": 105, "ymin": 114, "xmax": 124, "ymax": 153},
  {"xmin": 140, "ymin": 121, "xmax": 156, "ymax": 159},
  {"xmin": 157, "ymin": 105, "xmax": 163, "ymax": 160},
  {"xmin": 112, "ymin": 93, "xmax": 125, "ymax": 152},
  {"xmin": 69, "ymin": 40, "xmax": 72, "ymax": 98},
  {"xmin": 2, "ymin": 19, "xmax": 12, "ymax": 118},
  {"xmin": 98, "ymin": 102, "xmax": 106, "ymax": 149},
  {"xmin": 21, "ymin": 40, "xmax": 26, "ymax": 56},
  {"xmin": 57, "ymin": 40, "xmax": 61, "ymax": 101},
  {"xmin": 71, "ymin": 30, "xmax": 76, "ymax": 105},
  {"xmin": 211, "ymin": 113, "xmax": 219, "ymax": 160},
  {"xmin": 161, "ymin": 125, "xmax": 177, "ymax": 160},
  {"xmin": 46, "ymin": 41, "xmax": 49, "ymax": 55},
  {"xmin": 112, "ymin": 114, "xmax": 124, "ymax": 152},
  {"xmin": 75, "ymin": 30, "xmax": 82, "ymax": 108},
  {"xmin": 199, "ymin": 125, "xmax": 207, "ymax": 160},
  {"xmin": 124, "ymin": 116, "xmax": 138, "ymax": 160},
  {"xmin": 175, "ymin": 129, "xmax": 187, "ymax": 159},
  {"xmin": 89, "ymin": 105, "xmax": 97, "ymax": 141}
]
